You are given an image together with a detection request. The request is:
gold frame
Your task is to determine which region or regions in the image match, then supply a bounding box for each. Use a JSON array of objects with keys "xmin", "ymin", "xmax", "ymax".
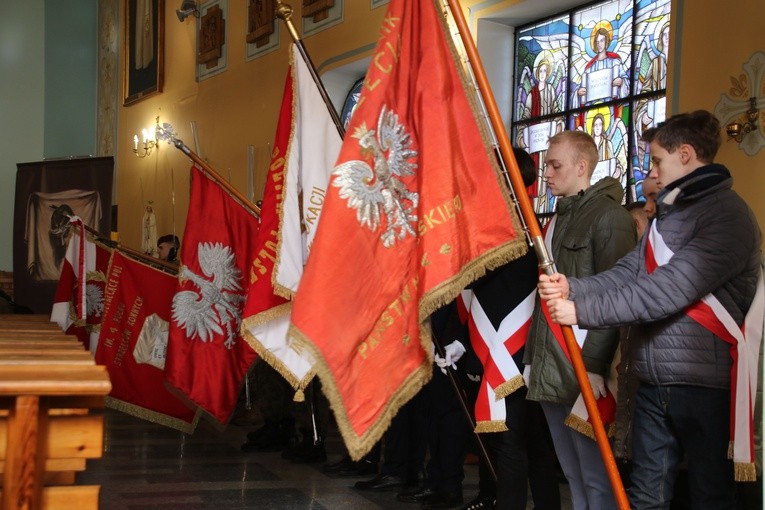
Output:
[{"xmin": 123, "ymin": 0, "xmax": 165, "ymax": 106}]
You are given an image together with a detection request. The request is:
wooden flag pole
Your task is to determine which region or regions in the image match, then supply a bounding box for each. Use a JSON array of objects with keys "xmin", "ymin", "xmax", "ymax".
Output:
[
  {"xmin": 156, "ymin": 123, "xmax": 261, "ymax": 217},
  {"xmin": 275, "ymin": 1, "xmax": 345, "ymax": 139},
  {"xmin": 444, "ymin": 1, "xmax": 629, "ymax": 508},
  {"xmin": 79, "ymin": 222, "xmax": 179, "ymax": 274}
]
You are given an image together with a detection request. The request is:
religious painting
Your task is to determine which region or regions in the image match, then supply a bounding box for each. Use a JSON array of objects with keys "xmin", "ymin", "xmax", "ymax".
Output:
[
  {"xmin": 632, "ymin": 96, "xmax": 666, "ymax": 199},
  {"xmin": 568, "ymin": 104, "xmax": 630, "ymax": 201},
  {"xmin": 12, "ymin": 157, "xmax": 114, "ymax": 314},
  {"xmin": 123, "ymin": 0, "xmax": 165, "ymax": 106},
  {"xmin": 633, "ymin": 0, "xmax": 671, "ymax": 95},
  {"xmin": 569, "ymin": 0, "xmax": 633, "ymax": 121}
]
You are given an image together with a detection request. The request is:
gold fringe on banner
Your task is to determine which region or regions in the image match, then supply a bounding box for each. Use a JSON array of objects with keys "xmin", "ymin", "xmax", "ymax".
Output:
[{"xmin": 474, "ymin": 420, "xmax": 508, "ymax": 433}]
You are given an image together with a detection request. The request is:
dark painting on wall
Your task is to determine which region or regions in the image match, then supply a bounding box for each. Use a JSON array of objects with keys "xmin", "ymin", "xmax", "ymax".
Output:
[
  {"xmin": 13, "ymin": 157, "xmax": 114, "ymax": 314},
  {"xmin": 123, "ymin": 0, "xmax": 165, "ymax": 105}
]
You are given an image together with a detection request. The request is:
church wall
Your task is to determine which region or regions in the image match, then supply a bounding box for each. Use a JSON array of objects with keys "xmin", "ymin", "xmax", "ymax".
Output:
[
  {"xmin": 672, "ymin": 0, "xmax": 765, "ymax": 243},
  {"xmin": 116, "ymin": 1, "xmax": 387, "ymax": 252}
]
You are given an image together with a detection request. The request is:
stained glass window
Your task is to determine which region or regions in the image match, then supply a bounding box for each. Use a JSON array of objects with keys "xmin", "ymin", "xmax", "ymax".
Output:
[{"xmin": 512, "ymin": 0, "xmax": 670, "ymax": 216}]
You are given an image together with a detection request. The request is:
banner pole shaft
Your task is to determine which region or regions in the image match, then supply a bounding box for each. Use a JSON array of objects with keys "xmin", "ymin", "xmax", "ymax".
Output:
[
  {"xmin": 275, "ymin": 1, "xmax": 345, "ymax": 139},
  {"xmin": 444, "ymin": 1, "xmax": 629, "ymax": 508},
  {"xmin": 432, "ymin": 332, "xmax": 498, "ymax": 483}
]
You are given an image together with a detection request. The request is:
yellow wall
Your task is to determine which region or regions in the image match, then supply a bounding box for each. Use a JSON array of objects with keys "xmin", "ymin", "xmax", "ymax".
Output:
[
  {"xmin": 117, "ymin": 1, "xmax": 386, "ymax": 250},
  {"xmin": 673, "ymin": 0, "xmax": 765, "ymax": 233},
  {"xmin": 117, "ymin": 0, "xmax": 765, "ymax": 253}
]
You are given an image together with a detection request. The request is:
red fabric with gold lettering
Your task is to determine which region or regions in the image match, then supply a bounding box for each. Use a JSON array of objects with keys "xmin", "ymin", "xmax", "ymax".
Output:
[
  {"xmin": 96, "ymin": 252, "xmax": 198, "ymax": 431},
  {"xmin": 289, "ymin": 0, "xmax": 525, "ymax": 459}
]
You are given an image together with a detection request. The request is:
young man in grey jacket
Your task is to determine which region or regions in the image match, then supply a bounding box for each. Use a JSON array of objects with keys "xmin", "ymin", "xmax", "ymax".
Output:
[
  {"xmin": 539, "ymin": 110, "xmax": 762, "ymax": 509},
  {"xmin": 524, "ymin": 130, "xmax": 637, "ymax": 509}
]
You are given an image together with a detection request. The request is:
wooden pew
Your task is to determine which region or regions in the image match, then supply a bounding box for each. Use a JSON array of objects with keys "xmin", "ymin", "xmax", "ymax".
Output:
[{"xmin": 0, "ymin": 318, "xmax": 110, "ymax": 510}]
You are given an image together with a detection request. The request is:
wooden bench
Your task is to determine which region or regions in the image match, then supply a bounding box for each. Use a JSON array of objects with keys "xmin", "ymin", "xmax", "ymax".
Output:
[{"xmin": 0, "ymin": 316, "xmax": 111, "ymax": 510}]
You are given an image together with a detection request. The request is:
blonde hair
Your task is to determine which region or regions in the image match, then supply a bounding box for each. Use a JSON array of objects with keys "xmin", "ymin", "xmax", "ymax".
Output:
[{"xmin": 549, "ymin": 131, "xmax": 599, "ymax": 176}]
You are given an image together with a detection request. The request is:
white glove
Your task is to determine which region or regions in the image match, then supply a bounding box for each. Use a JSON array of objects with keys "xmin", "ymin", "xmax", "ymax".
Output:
[
  {"xmin": 587, "ymin": 372, "xmax": 607, "ymax": 398},
  {"xmin": 522, "ymin": 364, "xmax": 531, "ymax": 386},
  {"xmin": 434, "ymin": 340, "xmax": 466, "ymax": 374}
]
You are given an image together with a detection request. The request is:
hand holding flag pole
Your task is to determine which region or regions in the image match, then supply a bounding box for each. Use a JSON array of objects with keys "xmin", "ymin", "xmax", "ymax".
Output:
[
  {"xmin": 443, "ymin": 1, "xmax": 629, "ymax": 508},
  {"xmin": 156, "ymin": 122, "xmax": 261, "ymax": 217}
]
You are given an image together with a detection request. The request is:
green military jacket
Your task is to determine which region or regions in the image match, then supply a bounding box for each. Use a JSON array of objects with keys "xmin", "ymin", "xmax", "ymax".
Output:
[{"xmin": 524, "ymin": 176, "xmax": 637, "ymax": 406}]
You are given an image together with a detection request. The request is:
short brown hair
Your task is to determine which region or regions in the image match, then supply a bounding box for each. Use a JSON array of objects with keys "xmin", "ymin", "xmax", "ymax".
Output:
[
  {"xmin": 548, "ymin": 130, "xmax": 598, "ymax": 176},
  {"xmin": 642, "ymin": 110, "xmax": 721, "ymax": 163}
]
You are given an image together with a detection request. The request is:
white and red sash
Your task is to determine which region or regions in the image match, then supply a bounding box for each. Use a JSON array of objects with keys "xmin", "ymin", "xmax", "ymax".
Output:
[
  {"xmin": 541, "ymin": 216, "xmax": 618, "ymax": 438},
  {"xmin": 459, "ymin": 287, "xmax": 535, "ymax": 432},
  {"xmin": 647, "ymin": 220, "xmax": 764, "ymax": 481}
]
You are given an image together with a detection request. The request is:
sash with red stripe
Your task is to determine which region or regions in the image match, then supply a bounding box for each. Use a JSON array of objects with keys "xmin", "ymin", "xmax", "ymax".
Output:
[
  {"xmin": 541, "ymin": 216, "xmax": 618, "ymax": 438},
  {"xmin": 459, "ymin": 251, "xmax": 538, "ymax": 431},
  {"xmin": 647, "ymin": 220, "xmax": 763, "ymax": 481}
]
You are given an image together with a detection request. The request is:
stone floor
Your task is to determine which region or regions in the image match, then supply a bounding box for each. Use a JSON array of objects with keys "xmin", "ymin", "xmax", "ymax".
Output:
[{"xmin": 80, "ymin": 409, "xmax": 573, "ymax": 509}]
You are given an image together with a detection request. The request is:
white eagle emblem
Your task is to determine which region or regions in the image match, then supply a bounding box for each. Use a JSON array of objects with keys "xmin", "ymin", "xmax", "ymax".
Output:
[
  {"xmin": 171, "ymin": 242, "xmax": 245, "ymax": 349},
  {"xmin": 85, "ymin": 282, "xmax": 104, "ymax": 318},
  {"xmin": 333, "ymin": 105, "xmax": 419, "ymax": 248}
]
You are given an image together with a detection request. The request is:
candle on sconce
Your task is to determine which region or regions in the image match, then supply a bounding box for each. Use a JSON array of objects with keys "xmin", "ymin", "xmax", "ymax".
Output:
[
  {"xmin": 133, "ymin": 135, "xmax": 139, "ymax": 151},
  {"xmin": 142, "ymin": 129, "xmax": 149, "ymax": 144}
]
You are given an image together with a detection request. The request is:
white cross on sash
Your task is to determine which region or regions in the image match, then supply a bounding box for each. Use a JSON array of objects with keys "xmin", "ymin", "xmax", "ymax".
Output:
[
  {"xmin": 647, "ymin": 220, "xmax": 764, "ymax": 481},
  {"xmin": 460, "ymin": 288, "xmax": 535, "ymax": 432}
]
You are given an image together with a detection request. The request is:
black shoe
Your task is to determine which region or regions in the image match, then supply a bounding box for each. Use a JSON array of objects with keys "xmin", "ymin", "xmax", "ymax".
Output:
[
  {"xmin": 459, "ymin": 495, "xmax": 495, "ymax": 510},
  {"xmin": 323, "ymin": 455, "xmax": 355, "ymax": 474},
  {"xmin": 338, "ymin": 459, "xmax": 378, "ymax": 477},
  {"xmin": 421, "ymin": 491, "xmax": 464, "ymax": 509},
  {"xmin": 354, "ymin": 473, "xmax": 405, "ymax": 491},
  {"xmin": 397, "ymin": 487, "xmax": 436, "ymax": 503}
]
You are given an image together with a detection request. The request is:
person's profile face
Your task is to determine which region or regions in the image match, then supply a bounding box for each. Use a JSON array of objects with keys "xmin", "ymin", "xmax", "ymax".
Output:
[
  {"xmin": 649, "ymin": 141, "xmax": 685, "ymax": 188},
  {"xmin": 544, "ymin": 141, "xmax": 581, "ymax": 198},
  {"xmin": 158, "ymin": 242, "xmax": 173, "ymax": 260}
]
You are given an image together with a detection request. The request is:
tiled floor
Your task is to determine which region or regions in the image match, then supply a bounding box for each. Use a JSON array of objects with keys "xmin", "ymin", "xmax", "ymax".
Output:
[{"xmin": 80, "ymin": 409, "xmax": 572, "ymax": 509}]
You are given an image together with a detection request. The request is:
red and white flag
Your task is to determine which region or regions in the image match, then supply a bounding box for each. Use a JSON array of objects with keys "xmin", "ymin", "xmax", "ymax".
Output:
[
  {"xmin": 458, "ymin": 251, "xmax": 538, "ymax": 432},
  {"xmin": 287, "ymin": 0, "xmax": 527, "ymax": 460},
  {"xmin": 50, "ymin": 217, "xmax": 111, "ymax": 352},
  {"xmin": 241, "ymin": 43, "xmax": 341, "ymax": 391},
  {"xmin": 166, "ymin": 167, "xmax": 261, "ymax": 424},
  {"xmin": 95, "ymin": 251, "xmax": 200, "ymax": 433}
]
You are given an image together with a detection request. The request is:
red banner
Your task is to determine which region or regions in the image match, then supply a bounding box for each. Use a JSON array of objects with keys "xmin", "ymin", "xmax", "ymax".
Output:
[
  {"xmin": 95, "ymin": 252, "xmax": 199, "ymax": 433},
  {"xmin": 288, "ymin": 0, "xmax": 526, "ymax": 459},
  {"xmin": 166, "ymin": 167, "xmax": 261, "ymax": 424},
  {"xmin": 50, "ymin": 223, "xmax": 112, "ymax": 351}
]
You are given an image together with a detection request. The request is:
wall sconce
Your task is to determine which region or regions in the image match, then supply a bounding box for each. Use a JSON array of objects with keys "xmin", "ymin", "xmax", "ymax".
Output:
[
  {"xmin": 725, "ymin": 97, "xmax": 761, "ymax": 143},
  {"xmin": 176, "ymin": 0, "xmax": 199, "ymax": 21},
  {"xmin": 133, "ymin": 117, "xmax": 160, "ymax": 158},
  {"xmin": 715, "ymin": 51, "xmax": 764, "ymax": 156}
]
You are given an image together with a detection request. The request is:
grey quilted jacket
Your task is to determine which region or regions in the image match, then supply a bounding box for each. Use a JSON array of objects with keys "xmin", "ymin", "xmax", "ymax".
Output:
[{"xmin": 569, "ymin": 164, "xmax": 762, "ymax": 388}]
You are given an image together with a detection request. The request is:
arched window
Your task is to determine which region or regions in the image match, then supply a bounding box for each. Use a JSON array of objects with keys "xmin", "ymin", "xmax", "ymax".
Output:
[{"xmin": 512, "ymin": 0, "xmax": 670, "ymax": 216}]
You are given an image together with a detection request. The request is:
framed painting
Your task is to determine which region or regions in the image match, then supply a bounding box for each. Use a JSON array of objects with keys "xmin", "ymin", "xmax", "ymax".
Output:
[{"xmin": 123, "ymin": 0, "xmax": 165, "ymax": 106}]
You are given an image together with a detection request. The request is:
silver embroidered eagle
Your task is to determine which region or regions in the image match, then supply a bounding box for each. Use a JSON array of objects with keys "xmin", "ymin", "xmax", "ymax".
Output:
[
  {"xmin": 333, "ymin": 105, "xmax": 419, "ymax": 248},
  {"xmin": 171, "ymin": 242, "xmax": 245, "ymax": 350}
]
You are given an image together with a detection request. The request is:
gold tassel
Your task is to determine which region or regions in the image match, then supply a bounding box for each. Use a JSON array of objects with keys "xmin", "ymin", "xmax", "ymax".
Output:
[
  {"xmin": 734, "ymin": 462, "xmax": 757, "ymax": 482},
  {"xmin": 474, "ymin": 420, "xmax": 508, "ymax": 433},
  {"xmin": 293, "ymin": 389, "xmax": 305, "ymax": 402},
  {"xmin": 564, "ymin": 413, "xmax": 596, "ymax": 440}
]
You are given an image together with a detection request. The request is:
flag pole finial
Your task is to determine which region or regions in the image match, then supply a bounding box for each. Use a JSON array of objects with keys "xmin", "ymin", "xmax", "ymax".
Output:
[{"xmin": 275, "ymin": 1, "xmax": 301, "ymax": 44}]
